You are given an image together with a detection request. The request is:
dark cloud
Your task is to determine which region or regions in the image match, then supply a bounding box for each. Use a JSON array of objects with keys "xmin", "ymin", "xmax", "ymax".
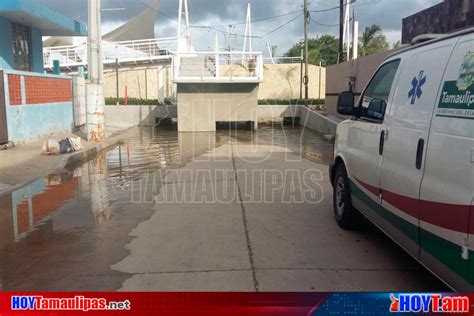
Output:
[{"xmin": 38, "ymin": 0, "xmax": 443, "ymax": 53}]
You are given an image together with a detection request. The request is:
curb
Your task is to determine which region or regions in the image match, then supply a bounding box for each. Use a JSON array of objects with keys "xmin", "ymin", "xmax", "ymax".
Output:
[
  {"xmin": 0, "ymin": 134, "xmax": 125, "ymax": 197},
  {"xmin": 62, "ymin": 134, "xmax": 123, "ymax": 170}
]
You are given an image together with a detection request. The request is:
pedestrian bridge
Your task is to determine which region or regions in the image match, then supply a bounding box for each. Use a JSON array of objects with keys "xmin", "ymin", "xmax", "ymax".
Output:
[
  {"xmin": 43, "ymin": 37, "xmax": 178, "ymax": 72},
  {"xmin": 44, "ymin": 37, "xmax": 266, "ymax": 132},
  {"xmin": 172, "ymin": 51, "xmax": 263, "ymax": 132}
]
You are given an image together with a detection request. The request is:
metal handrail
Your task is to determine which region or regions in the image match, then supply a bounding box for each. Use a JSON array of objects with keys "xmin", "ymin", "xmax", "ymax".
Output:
[
  {"xmin": 174, "ymin": 52, "xmax": 263, "ymax": 82},
  {"xmin": 43, "ymin": 37, "xmax": 178, "ymax": 68}
]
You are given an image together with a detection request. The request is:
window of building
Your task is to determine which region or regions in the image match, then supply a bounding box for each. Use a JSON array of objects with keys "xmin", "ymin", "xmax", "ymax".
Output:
[{"xmin": 12, "ymin": 23, "xmax": 32, "ymax": 72}]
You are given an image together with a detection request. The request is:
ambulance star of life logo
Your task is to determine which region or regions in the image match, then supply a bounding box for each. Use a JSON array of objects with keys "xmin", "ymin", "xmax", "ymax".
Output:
[{"xmin": 409, "ymin": 70, "xmax": 426, "ymax": 104}]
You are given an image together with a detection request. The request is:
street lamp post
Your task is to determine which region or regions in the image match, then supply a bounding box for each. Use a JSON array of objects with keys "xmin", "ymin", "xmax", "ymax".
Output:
[{"xmin": 86, "ymin": 0, "xmax": 106, "ymax": 142}]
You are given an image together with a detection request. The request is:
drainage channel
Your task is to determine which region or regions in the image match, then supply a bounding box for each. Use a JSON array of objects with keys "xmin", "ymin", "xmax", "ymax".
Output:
[{"xmin": 0, "ymin": 123, "xmax": 334, "ymax": 291}]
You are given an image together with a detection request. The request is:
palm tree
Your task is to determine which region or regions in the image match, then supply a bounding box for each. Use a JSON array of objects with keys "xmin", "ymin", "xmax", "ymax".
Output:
[{"xmin": 360, "ymin": 25, "xmax": 383, "ymax": 56}]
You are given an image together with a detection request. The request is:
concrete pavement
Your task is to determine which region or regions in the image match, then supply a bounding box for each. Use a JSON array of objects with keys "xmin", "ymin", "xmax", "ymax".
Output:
[
  {"xmin": 111, "ymin": 138, "xmax": 445, "ymax": 291},
  {"xmin": 0, "ymin": 126, "xmax": 446, "ymax": 291}
]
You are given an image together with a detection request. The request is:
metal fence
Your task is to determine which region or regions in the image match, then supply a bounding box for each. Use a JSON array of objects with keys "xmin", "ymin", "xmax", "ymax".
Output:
[{"xmin": 263, "ymin": 56, "xmax": 302, "ymax": 65}]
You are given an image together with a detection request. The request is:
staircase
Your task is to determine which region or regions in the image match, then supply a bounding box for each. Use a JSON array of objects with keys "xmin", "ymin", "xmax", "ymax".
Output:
[{"xmin": 179, "ymin": 56, "xmax": 216, "ymax": 77}]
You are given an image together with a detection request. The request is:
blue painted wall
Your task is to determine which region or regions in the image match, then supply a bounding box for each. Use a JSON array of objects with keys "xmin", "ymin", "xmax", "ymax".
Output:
[
  {"xmin": 11, "ymin": 177, "xmax": 45, "ymax": 214},
  {"xmin": 30, "ymin": 27, "xmax": 44, "ymax": 73},
  {"xmin": 0, "ymin": 17, "xmax": 13, "ymax": 70},
  {"xmin": 0, "ymin": 0, "xmax": 87, "ymax": 36},
  {"xmin": 6, "ymin": 102, "xmax": 73, "ymax": 143},
  {"xmin": 3, "ymin": 70, "xmax": 74, "ymax": 142}
]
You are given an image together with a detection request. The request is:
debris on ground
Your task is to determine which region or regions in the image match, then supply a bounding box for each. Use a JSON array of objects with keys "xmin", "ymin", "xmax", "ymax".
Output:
[{"xmin": 41, "ymin": 137, "xmax": 85, "ymax": 155}]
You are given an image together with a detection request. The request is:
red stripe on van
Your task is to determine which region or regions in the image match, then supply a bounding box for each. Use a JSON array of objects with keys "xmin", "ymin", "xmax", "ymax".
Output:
[
  {"xmin": 354, "ymin": 178, "xmax": 380, "ymax": 197},
  {"xmin": 420, "ymin": 200, "xmax": 470, "ymax": 234},
  {"xmin": 382, "ymin": 190, "xmax": 419, "ymax": 219},
  {"xmin": 354, "ymin": 178, "xmax": 471, "ymax": 234}
]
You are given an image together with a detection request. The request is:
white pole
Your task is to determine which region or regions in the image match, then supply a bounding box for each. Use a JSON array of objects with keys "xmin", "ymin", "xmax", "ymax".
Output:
[
  {"xmin": 88, "ymin": 0, "xmax": 102, "ymax": 83},
  {"xmin": 266, "ymin": 43, "xmax": 275, "ymax": 64},
  {"xmin": 177, "ymin": 0, "xmax": 182, "ymax": 40},
  {"xmin": 352, "ymin": 15, "xmax": 358, "ymax": 60},
  {"xmin": 248, "ymin": 3, "xmax": 252, "ymax": 53},
  {"xmin": 242, "ymin": 3, "xmax": 251, "ymax": 63},
  {"xmin": 345, "ymin": 0, "xmax": 351, "ymax": 61},
  {"xmin": 242, "ymin": 6, "xmax": 248, "ymax": 63},
  {"xmin": 184, "ymin": 0, "xmax": 190, "ymax": 41},
  {"xmin": 86, "ymin": 0, "xmax": 105, "ymax": 142}
]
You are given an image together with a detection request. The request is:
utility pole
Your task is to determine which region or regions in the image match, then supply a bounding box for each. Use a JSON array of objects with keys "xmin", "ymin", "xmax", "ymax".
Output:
[
  {"xmin": 345, "ymin": 0, "xmax": 351, "ymax": 61},
  {"xmin": 303, "ymin": 0, "xmax": 309, "ymax": 99},
  {"xmin": 338, "ymin": 0, "xmax": 344, "ymax": 63},
  {"xmin": 86, "ymin": 0, "xmax": 105, "ymax": 142},
  {"xmin": 300, "ymin": 49, "xmax": 303, "ymax": 99},
  {"xmin": 226, "ymin": 25, "xmax": 235, "ymax": 52}
]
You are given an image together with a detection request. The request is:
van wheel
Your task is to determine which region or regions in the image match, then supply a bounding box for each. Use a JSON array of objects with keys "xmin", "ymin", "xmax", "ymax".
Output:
[{"xmin": 333, "ymin": 164, "xmax": 362, "ymax": 230}]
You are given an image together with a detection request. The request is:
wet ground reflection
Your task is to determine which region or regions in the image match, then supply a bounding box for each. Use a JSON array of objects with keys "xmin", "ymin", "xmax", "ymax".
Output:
[{"xmin": 0, "ymin": 123, "xmax": 334, "ymax": 290}]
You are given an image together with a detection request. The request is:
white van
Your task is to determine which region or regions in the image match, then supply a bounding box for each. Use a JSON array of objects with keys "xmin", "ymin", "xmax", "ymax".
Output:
[{"xmin": 330, "ymin": 28, "xmax": 474, "ymax": 291}]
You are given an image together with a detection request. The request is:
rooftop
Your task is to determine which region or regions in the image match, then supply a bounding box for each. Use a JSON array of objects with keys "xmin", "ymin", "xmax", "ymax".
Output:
[{"xmin": 0, "ymin": 0, "xmax": 87, "ymax": 36}]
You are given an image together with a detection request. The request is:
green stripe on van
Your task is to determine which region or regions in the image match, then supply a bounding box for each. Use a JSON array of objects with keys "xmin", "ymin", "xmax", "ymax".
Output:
[
  {"xmin": 349, "ymin": 179, "xmax": 473, "ymax": 284},
  {"xmin": 349, "ymin": 180, "xmax": 419, "ymax": 243},
  {"xmin": 421, "ymin": 229, "xmax": 472, "ymax": 284}
]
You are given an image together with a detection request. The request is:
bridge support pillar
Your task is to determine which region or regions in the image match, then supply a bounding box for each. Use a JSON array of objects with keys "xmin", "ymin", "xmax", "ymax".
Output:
[{"xmin": 176, "ymin": 82, "xmax": 259, "ymax": 132}]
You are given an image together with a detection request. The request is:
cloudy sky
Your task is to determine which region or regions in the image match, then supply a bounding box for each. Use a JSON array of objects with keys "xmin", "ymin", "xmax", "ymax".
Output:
[{"xmin": 38, "ymin": 0, "xmax": 443, "ymax": 55}]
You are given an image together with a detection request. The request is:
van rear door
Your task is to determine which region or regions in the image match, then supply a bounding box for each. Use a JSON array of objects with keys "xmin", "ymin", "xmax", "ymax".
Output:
[
  {"xmin": 419, "ymin": 33, "xmax": 474, "ymax": 291},
  {"xmin": 378, "ymin": 38, "xmax": 458, "ymax": 257}
]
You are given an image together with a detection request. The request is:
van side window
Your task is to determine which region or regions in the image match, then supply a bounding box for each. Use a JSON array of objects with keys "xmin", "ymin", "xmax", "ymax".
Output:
[{"xmin": 359, "ymin": 60, "xmax": 400, "ymax": 122}]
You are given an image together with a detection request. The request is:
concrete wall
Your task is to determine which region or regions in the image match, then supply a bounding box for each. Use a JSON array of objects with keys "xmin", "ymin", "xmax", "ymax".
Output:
[
  {"xmin": 105, "ymin": 103, "xmax": 339, "ymax": 137},
  {"xmin": 104, "ymin": 63, "xmax": 326, "ymax": 101},
  {"xmin": 105, "ymin": 104, "xmax": 305, "ymax": 128},
  {"xmin": 402, "ymin": 0, "xmax": 474, "ymax": 44},
  {"xmin": 176, "ymin": 83, "xmax": 259, "ymax": 132},
  {"xmin": 325, "ymin": 49, "xmax": 396, "ymax": 118},
  {"xmin": 2, "ymin": 70, "xmax": 73, "ymax": 143},
  {"xmin": 299, "ymin": 106, "xmax": 338, "ymax": 136},
  {"xmin": 104, "ymin": 66, "xmax": 174, "ymax": 101},
  {"xmin": 72, "ymin": 75, "xmax": 86, "ymax": 126},
  {"xmin": 259, "ymin": 64, "xmax": 325, "ymax": 100},
  {"xmin": 105, "ymin": 105, "xmax": 177, "ymax": 128},
  {"xmin": 6, "ymin": 102, "xmax": 73, "ymax": 142},
  {"xmin": 257, "ymin": 104, "xmax": 300, "ymax": 122}
]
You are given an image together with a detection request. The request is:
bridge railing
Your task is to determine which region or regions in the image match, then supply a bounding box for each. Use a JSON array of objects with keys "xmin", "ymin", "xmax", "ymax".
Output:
[
  {"xmin": 263, "ymin": 56, "xmax": 302, "ymax": 64},
  {"xmin": 173, "ymin": 52, "xmax": 263, "ymax": 83},
  {"xmin": 43, "ymin": 37, "xmax": 178, "ymax": 69}
]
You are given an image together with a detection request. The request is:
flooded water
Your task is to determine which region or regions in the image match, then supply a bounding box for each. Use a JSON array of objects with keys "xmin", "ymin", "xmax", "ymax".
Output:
[{"xmin": 0, "ymin": 123, "xmax": 334, "ymax": 290}]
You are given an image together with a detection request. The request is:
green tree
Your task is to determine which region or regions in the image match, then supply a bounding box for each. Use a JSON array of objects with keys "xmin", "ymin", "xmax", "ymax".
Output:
[
  {"xmin": 359, "ymin": 25, "xmax": 389, "ymax": 56},
  {"xmin": 392, "ymin": 40, "xmax": 402, "ymax": 49},
  {"xmin": 285, "ymin": 35, "xmax": 339, "ymax": 66}
]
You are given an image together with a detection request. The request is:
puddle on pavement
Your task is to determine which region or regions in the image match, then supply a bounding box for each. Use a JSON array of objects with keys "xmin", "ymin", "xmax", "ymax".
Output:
[{"xmin": 0, "ymin": 123, "xmax": 333, "ymax": 290}]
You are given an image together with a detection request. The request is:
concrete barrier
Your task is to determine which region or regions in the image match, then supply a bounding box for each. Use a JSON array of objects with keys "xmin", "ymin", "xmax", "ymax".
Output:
[
  {"xmin": 257, "ymin": 104, "xmax": 301, "ymax": 122},
  {"xmin": 105, "ymin": 105, "xmax": 177, "ymax": 128},
  {"xmin": 299, "ymin": 106, "xmax": 339, "ymax": 137},
  {"xmin": 105, "ymin": 104, "xmax": 340, "ymax": 137}
]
